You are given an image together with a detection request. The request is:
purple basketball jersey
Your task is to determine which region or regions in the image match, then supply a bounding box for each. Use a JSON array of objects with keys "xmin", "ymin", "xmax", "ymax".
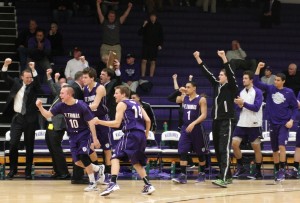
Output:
[
  {"xmin": 121, "ymin": 99, "xmax": 145, "ymax": 132},
  {"xmin": 182, "ymin": 95, "xmax": 201, "ymax": 127},
  {"xmin": 83, "ymin": 82, "xmax": 108, "ymax": 117},
  {"xmin": 50, "ymin": 100, "xmax": 94, "ymax": 136}
]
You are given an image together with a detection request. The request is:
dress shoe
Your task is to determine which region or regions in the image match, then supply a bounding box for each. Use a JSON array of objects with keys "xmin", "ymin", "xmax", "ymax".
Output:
[
  {"xmin": 25, "ymin": 175, "xmax": 33, "ymax": 180},
  {"xmin": 51, "ymin": 173, "xmax": 60, "ymax": 179},
  {"xmin": 6, "ymin": 171, "xmax": 17, "ymax": 180},
  {"xmin": 58, "ymin": 173, "xmax": 71, "ymax": 180},
  {"xmin": 71, "ymin": 179, "xmax": 89, "ymax": 184}
]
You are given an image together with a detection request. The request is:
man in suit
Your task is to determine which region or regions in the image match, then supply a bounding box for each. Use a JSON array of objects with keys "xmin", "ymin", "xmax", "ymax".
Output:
[
  {"xmin": 45, "ymin": 69, "xmax": 70, "ymax": 179},
  {"xmin": 100, "ymin": 60, "xmax": 122, "ymax": 120},
  {"xmin": 1, "ymin": 58, "xmax": 41, "ymax": 180},
  {"xmin": 69, "ymin": 70, "xmax": 86, "ymax": 184}
]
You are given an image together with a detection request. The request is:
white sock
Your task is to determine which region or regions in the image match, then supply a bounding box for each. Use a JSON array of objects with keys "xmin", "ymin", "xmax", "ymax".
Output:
[
  {"xmin": 88, "ymin": 173, "xmax": 96, "ymax": 183},
  {"xmin": 92, "ymin": 164, "xmax": 100, "ymax": 172}
]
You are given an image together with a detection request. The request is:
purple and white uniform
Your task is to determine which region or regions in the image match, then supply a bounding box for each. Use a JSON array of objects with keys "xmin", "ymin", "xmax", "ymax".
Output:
[
  {"xmin": 254, "ymin": 75, "xmax": 298, "ymax": 152},
  {"xmin": 112, "ymin": 99, "xmax": 147, "ymax": 166},
  {"xmin": 296, "ymin": 92, "xmax": 300, "ymax": 148},
  {"xmin": 178, "ymin": 95, "xmax": 208, "ymax": 155},
  {"xmin": 233, "ymin": 86, "xmax": 263, "ymax": 143},
  {"xmin": 84, "ymin": 82, "xmax": 112, "ymax": 150},
  {"xmin": 50, "ymin": 100, "xmax": 94, "ymax": 162}
]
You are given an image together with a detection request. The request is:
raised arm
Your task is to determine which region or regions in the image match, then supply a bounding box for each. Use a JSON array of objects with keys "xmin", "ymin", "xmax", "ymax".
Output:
[
  {"xmin": 46, "ymin": 69, "xmax": 60, "ymax": 97},
  {"xmin": 89, "ymin": 85, "xmax": 106, "ymax": 111},
  {"xmin": 96, "ymin": 0, "xmax": 105, "ymax": 24},
  {"xmin": 1, "ymin": 58, "xmax": 14, "ymax": 86},
  {"xmin": 193, "ymin": 51, "xmax": 219, "ymax": 85},
  {"xmin": 120, "ymin": 2, "xmax": 133, "ymax": 24},
  {"xmin": 253, "ymin": 62, "xmax": 270, "ymax": 92},
  {"xmin": 176, "ymin": 87, "xmax": 186, "ymax": 104},
  {"xmin": 172, "ymin": 74, "xmax": 179, "ymax": 90}
]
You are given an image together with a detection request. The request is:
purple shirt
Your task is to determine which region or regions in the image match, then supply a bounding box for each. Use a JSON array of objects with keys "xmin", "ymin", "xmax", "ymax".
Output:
[
  {"xmin": 83, "ymin": 82, "xmax": 108, "ymax": 117},
  {"xmin": 121, "ymin": 62, "xmax": 140, "ymax": 82},
  {"xmin": 50, "ymin": 100, "xmax": 94, "ymax": 136},
  {"xmin": 122, "ymin": 99, "xmax": 145, "ymax": 132},
  {"xmin": 182, "ymin": 95, "xmax": 201, "ymax": 127},
  {"xmin": 254, "ymin": 75, "xmax": 298, "ymax": 124}
]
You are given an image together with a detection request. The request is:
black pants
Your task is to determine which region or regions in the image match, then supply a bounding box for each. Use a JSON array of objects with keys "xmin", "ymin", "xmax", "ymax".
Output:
[
  {"xmin": 212, "ymin": 119, "xmax": 234, "ymax": 181},
  {"xmin": 45, "ymin": 128, "xmax": 69, "ymax": 175},
  {"xmin": 9, "ymin": 114, "xmax": 37, "ymax": 175},
  {"xmin": 230, "ymin": 59, "xmax": 257, "ymax": 72}
]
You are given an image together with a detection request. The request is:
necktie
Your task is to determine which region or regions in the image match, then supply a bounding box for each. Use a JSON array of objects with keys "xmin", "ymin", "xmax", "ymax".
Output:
[{"xmin": 21, "ymin": 85, "xmax": 29, "ymax": 115}]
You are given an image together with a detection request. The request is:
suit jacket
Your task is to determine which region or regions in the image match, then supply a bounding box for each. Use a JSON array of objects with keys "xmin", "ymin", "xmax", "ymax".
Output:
[
  {"xmin": 105, "ymin": 75, "xmax": 122, "ymax": 119},
  {"xmin": 47, "ymin": 79, "xmax": 66, "ymax": 131},
  {"xmin": 1, "ymin": 70, "xmax": 41, "ymax": 122},
  {"xmin": 71, "ymin": 81, "xmax": 84, "ymax": 100}
]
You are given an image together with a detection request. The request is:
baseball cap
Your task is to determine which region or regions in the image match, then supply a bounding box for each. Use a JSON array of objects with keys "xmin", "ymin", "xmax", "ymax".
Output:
[
  {"xmin": 126, "ymin": 53, "xmax": 135, "ymax": 58},
  {"xmin": 265, "ymin": 66, "xmax": 272, "ymax": 72}
]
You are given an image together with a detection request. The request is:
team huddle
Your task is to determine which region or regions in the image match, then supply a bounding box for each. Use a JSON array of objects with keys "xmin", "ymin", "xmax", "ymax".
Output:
[{"xmin": 2, "ymin": 48, "xmax": 299, "ymax": 196}]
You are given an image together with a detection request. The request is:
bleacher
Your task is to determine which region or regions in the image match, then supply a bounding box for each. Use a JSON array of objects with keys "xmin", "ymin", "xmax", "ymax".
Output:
[{"xmin": 0, "ymin": 1, "xmax": 300, "ymax": 179}]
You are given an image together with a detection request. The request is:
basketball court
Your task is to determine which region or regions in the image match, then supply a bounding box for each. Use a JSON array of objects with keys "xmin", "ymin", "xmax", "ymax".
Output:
[{"xmin": 1, "ymin": 179, "xmax": 300, "ymax": 203}]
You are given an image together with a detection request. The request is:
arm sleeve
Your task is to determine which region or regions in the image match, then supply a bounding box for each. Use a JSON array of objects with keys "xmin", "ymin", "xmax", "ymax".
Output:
[
  {"xmin": 199, "ymin": 62, "xmax": 219, "ymax": 85},
  {"xmin": 167, "ymin": 90, "xmax": 181, "ymax": 103},
  {"xmin": 253, "ymin": 75, "xmax": 270, "ymax": 92},
  {"xmin": 224, "ymin": 62, "xmax": 238, "ymax": 94},
  {"xmin": 243, "ymin": 88, "xmax": 263, "ymax": 112}
]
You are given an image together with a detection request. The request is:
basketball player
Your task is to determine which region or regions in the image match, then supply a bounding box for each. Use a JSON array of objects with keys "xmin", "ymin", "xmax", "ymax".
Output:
[
  {"xmin": 93, "ymin": 85, "xmax": 155, "ymax": 196},
  {"xmin": 193, "ymin": 50, "xmax": 238, "ymax": 188},
  {"xmin": 171, "ymin": 81, "xmax": 208, "ymax": 184},
  {"xmin": 82, "ymin": 67, "xmax": 113, "ymax": 184},
  {"xmin": 254, "ymin": 62, "xmax": 298, "ymax": 183},
  {"xmin": 36, "ymin": 86, "xmax": 105, "ymax": 191},
  {"xmin": 232, "ymin": 71, "xmax": 263, "ymax": 180}
]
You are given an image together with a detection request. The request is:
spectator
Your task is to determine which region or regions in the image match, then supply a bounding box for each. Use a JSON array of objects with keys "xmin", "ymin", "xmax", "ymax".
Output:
[
  {"xmin": 64, "ymin": 47, "xmax": 89, "ymax": 84},
  {"xmin": 15, "ymin": 19, "xmax": 38, "ymax": 70},
  {"xmin": 96, "ymin": 0, "xmax": 133, "ymax": 61},
  {"xmin": 53, "ymin": 72, "xmax": 67, "ymax": 86},
  {"xmin": 27, "ymin": 29, "xmax": 52, "ymax": 81},
  {"xmin": 261, "ymin": 66, "xmax": 275, "ymax": 85},
  {"xmin": 131, "ymin": 92, "xmax": 157, "ymax": 132},
  {"xmin": 283, "ymin": 63, "xmax": 300, "ymax": 96},
  {"xmin": 145, "ymin": 0, "xmax": 162, "ymax": 13},
  {"xmin": 121, "ymin": 53, "xmax": 140, "ymax": 92},
  {"xmin": 195, "ymin": 0, "xmax": 216, "ymax": 13},
  {"xmin": 48, "ymin": 22, "xmax": 64, "ymax": 56},
  {"xmin": 100, "ymin": 61, "xmax": 122, "ymax": 120},
  {"xmin": 71, "ymin": 71, "xmax": 84, "ymax": 100},
  {"xmin": 51, "ymin": 0, "xmax": 73, "ymax": 23},
  {"xmin": 139, "ymin": 13, "xmax": 164, "ymax": 78},
  {"xmin": 226, "ymin": 40, "xmax": 256, "ymax": 72},
  {"xmin": 260, "ymin": 0, "xmax": 281, "ymax": 29}
]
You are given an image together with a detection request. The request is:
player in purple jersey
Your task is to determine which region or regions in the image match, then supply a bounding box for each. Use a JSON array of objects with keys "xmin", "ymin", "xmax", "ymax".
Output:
[
  {"xmin": 254, "ymin": 62, "xmax": 298, "ymax": 183},
  {"xmin": 82, "ymin": 67, "xmax": 113, "ymax": 184},
  {"xmin": 36, "ymin": 86, "xmax": 105, "ymax": 192},
  {"xmin": 232, "ymin": 71, "xmax": 263, "ymax": 180},
  {"xmin": 287, "ymin": 92, "xmax": 300, "ymax": 179},
  {"xmin": 93, "ymin": 85, "xmax": 155, "ymax": 196},
  {"xmin": 171, "ymin": 81, "xmax": 208, "ymax": 184}
]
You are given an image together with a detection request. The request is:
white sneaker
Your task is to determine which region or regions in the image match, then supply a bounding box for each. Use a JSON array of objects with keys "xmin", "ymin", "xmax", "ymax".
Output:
[
  {"xmin": 96, "ymin": 164, "xmax": 105, "ymax": 184},
  {"xmin": 99, "ymin": 182, "xmax": 120, "ymax": 196},
  {"xmin": 141, "ymin": 185, "xmax": 155, "ymax": 195},
  {"xmin": 84, "ymin": 182, "xmax": 98, "ymax": 192}
]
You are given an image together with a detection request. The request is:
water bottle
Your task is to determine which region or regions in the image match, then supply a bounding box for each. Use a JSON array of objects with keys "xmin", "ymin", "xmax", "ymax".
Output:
[
  {"xmin": 131, "ymin": 167, "xmax": 137, "ymax": 180},
  {"xmin": 171, "ymin": 161, "xmax": 176, "ymax": 179},
  {"xmin": 163, "ymin": 122, "xmax": 168, "ymax": 132},
  {"xmin": 0, "ymin": 164, "xmax": 3, "ymax": 180},
  {"xmin": 31, "ymin": 163, "xmax": 35, "ymax": 180},
  {"xmin": 249, "ymin": 161, "xmax": 255, "ymax": 175}
]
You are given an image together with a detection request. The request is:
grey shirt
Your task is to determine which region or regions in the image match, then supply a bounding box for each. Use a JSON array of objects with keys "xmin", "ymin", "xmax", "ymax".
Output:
[
  {"xmin": 261, "ymin": 75, "xmax": 276, "ymax": 85},
  {"xmin": 102, "ymin": 19, "xmax": 121, "ymax": 45}
]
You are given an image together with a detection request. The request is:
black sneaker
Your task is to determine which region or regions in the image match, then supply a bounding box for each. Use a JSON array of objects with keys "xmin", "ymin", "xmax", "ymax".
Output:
[
  {"xmin": 247, "ymin": 171, "xmax": 263, "ymax": 180},
  {"xmin": 233, "ymin": 166, "xmax": 246, "ymax": 178}
]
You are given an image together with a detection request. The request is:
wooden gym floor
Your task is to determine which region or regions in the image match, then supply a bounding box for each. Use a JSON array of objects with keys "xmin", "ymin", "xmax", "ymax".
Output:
[{"xmin": 1, "ymin": 179, "xmax": 300, "ymax": 203}]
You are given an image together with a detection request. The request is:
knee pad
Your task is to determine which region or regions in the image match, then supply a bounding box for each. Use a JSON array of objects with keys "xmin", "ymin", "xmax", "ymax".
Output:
[
  {"xmin": 198, "ymin": 154, "xmax": 206, "ymax": 162},
  {"xmin": 180, "ymin": 153, "xmax": 188, "ymax": 161},
  {"xmin": 79, "ymin": 154, "xmax": 92, "ymax": 167}
]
